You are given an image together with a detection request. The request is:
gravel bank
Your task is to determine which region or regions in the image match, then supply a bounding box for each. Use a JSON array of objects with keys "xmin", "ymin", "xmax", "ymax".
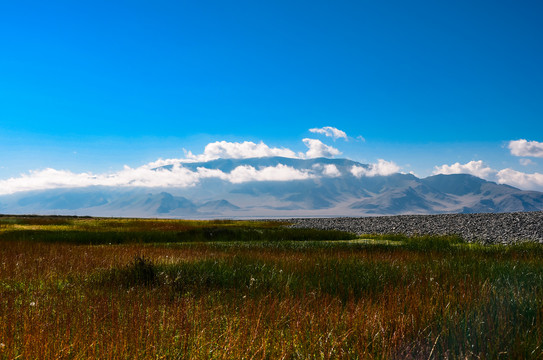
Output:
[{"xmin": 287, "ymin": 211, "xmax": 543, "ymax": 244}]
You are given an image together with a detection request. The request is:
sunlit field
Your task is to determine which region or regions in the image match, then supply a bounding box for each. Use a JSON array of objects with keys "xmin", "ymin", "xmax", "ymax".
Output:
[{"xmin": 1, "ymin": 216, "xmax": 542, "ymax": 359}]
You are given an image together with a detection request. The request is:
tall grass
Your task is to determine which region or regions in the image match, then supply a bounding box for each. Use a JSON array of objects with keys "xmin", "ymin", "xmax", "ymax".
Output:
[
  {"xmin": 1, "ymin": 216, "xmax": 542, "ymax": 358},
  {"xmin": 0, "ymin": 216, "xmax": 356, "ymax": 245}
]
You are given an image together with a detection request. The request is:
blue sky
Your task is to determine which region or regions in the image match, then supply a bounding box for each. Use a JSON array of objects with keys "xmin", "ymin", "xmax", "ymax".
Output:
[{"xmin": 1, "ymin": 1, "xmax": 543, "ymax": 191}]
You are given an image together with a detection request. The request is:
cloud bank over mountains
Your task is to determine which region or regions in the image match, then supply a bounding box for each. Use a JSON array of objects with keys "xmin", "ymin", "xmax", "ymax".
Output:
[
  {"xmin": 495, "ymin": 169, "xmax": 543, "ymax": 191},
  {"xmin": 351, "ymin": 160, "xmax": 401, "ymax": 177},
  {"xmin": 433, "ymin": 161, "xmax": 543, "ymax": 191},
  {"xmin": 0, "ymin": 128, "xmax": 542, "ymax": 195},
  {"xmin": 0, "ymin": 160, "xmax": 316, "ymax": 196},
  {"xmin": 0, "ymin": 128, "xmax": 394, "ymax": 195},
  {"xmin": 432, "ymin": 140, "xmax": 543, "ymax": 191},
  {"xmin": 0, "ymin": 153, "xmax": 401, "ymax": 195},
  {"xmin": 182, "ymin": 135, "xmax": 343, "ymax": 163},
  {"xmin": 433, "ymin": 160, "xmax": 496, "ymax": 179},
  {"xmin": 183, "ymin": 141, "xmax": 298, "ymax": 162}
]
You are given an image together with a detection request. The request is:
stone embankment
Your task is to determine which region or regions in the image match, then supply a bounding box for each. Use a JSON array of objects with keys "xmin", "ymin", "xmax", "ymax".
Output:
[{"xmin": 288, "ymin": 211, "xmax": 543, "ymax": 244}]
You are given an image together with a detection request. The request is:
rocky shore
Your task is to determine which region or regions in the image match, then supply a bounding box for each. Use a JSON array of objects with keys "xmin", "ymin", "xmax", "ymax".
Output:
[{"xmin": 287, "ymin": 211, "xmax": 543, "ymax": 244}]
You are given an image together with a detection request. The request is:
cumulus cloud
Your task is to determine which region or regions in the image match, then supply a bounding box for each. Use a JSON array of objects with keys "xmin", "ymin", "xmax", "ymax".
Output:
[
  {"xmin": 496, "ymin": 168, "xmax": 543, "ymax": 191},
  {"xmin": 227, "ymin": 164, "xmax": 313, "ymax": 183},
  {"xmin": 309, "ymin": 126, "xmax": 348, "ymax": 141},
  {"xmin": 431, "ymin": 160, "xmax": 543, "ymax": 191},
  {"xmin": 184, "ymin": 141, "xmax": 297, "ymax": 162},
  {"xmin": 311, "ymin": 163, "xmax": 342, "ymax": 177},
  {"xmin": 0, "ymin": 168, "xmax": 99, "ymax": 194},
  {"xmin": 508, "ymin": 139, "xmax": 543, "ymax": 158},
  {"xmin": 432, "ymin": 160, "xmax": 496, "ymax": 179},
  {"xmin": 0, "ymin": 166, "xmax": 202, "ymax": 195},
  {"xmin": 322, "ymin": 164, "xmax": 341, "ymax": 177},
  {"xmin": 0, "ymin": 163, "xmax": 315, "ymax": 196},
  {"xmin": 350, "ymin": 159, "xmax": 400, "ymax": 177},
  {"xmin": 302, "ymin": 138, "xmax": 341, "ymax": 158},
  {"xmin": 0, "ymin": 137, "xmax": 346, "ymax": 195},
  {"xmin": 181, "ymin": 139, "xmax": 342, "ymax": 162}
]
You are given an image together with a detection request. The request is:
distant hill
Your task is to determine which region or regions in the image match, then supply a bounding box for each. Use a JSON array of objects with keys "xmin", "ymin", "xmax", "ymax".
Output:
[{"xmin": 1, "ymin": 157, "xmax": 542, "ymax": 218}]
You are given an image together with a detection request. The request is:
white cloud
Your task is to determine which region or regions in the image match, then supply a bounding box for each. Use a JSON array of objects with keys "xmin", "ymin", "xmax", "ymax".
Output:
[
  {"xmin": 350, "ymin": 159, "xmax": 400, "ymax": 177},
  {"xmin": 0, "ymin": 137, "xmax": 346, "ymax": 195},
  {"xmin": 496, "ymin": 168, "xmax": 543, "ymax": 191},
  {"xmin": 508, "ymin": 139, "xmax": 543, "ymax": 158},
  {"xmin": 520, "ymin": 158, "xmax": 535, "ymax": 166},
  {"xmin": 180, "ymin": 138, "xmax": 341, "ymax": 162},
  {"xmin": 194, "ymin": 167, "xmax": 230, "ymax": 181},
  {"xmin": 356, "ymin": 135, "xmax": 366, "ymax": 142},
  {"xmin": 322, "ymin": 164, "xmax": 341, "ymax": 177},
  {"xmin": 431, "ymin": 160, "xmax": 543, "ymax": 191},
  {"xmin": 0, "ymin": 168, "xmax": 99, "ymax": 194},
  {"xmin": 184, "ymin": 141, "xmax": 297, "ymax": 162},
  {"xmin": 302, "ymin": 138, "xmax": 341, "ymax": 158},
  {"xmin": 0, "ymin": 163, "xmax": 316, "ymax": 196},
  {"xmin": 432, "ymin": 160, "xmax": 496, "ymax": 179},
  {"xmin": 309, "ymin": 126, "xmax": 348, "ymax": 141},
  {"xmin": 0, "ymin": 165, "xmax": 204, "ymax": 195},
  {"xmin": 227, "ymin": 164, "xmax": 313, "ymax": 183}
]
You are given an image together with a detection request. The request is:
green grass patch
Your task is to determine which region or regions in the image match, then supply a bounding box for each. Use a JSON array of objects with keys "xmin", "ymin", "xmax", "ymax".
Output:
[
  {"xmin": 0, "ymin": 216, "xmax": 357, "ymax": 245},
  {"xmin": 95, "ymin": 254, "xmax": 407, "ymax": 301},
  {"xmin": 0, "ymin": 227, "xmax": 357, "ymax": 245}
]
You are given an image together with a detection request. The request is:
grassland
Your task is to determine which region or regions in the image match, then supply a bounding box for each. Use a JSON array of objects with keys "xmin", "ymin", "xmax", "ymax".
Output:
[{"xmin": 1, "ymin": 216, "xmax": 542, "ymax": 359}]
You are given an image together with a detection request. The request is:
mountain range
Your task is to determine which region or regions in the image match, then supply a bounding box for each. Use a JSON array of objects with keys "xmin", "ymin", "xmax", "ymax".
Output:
[{"xmin": 1, "ymin": 157, "xmax": 542, "ymax": 218}]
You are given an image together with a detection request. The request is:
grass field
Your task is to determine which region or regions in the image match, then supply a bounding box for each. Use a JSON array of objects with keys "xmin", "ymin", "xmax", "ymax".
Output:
[{"xmin": 1, "ymin": 216, "xmax": 542, "ymax": 359}]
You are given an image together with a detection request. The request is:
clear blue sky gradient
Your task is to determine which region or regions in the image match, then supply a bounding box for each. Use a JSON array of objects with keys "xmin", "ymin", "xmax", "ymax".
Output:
[{"xmin": 1, "ymin": 1, "xmax": 542, "ymax": 179}]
